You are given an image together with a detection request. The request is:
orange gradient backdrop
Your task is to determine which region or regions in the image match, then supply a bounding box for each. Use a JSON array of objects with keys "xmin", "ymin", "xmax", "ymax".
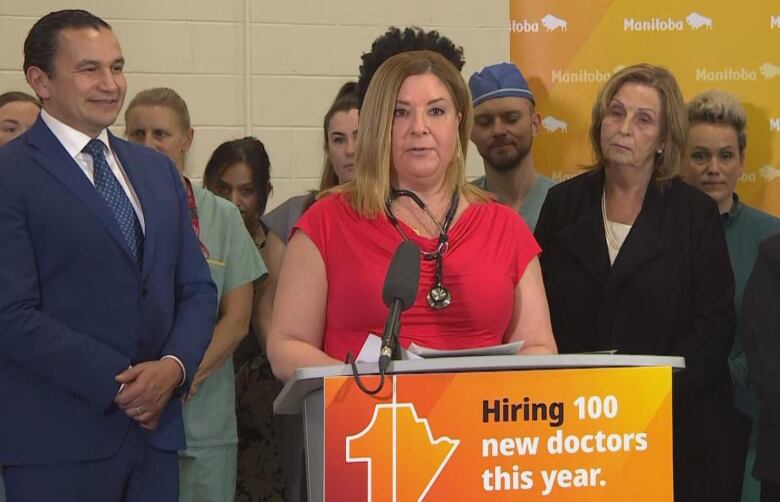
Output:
[{"xmin": 509, "ymin": 2, "xmax": 780, "ymax": 214}]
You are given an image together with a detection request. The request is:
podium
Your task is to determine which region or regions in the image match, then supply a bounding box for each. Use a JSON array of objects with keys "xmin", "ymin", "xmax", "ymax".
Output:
[{"xmin": 274, "ymin": 354, "xmax": 684, "ymax": 502}]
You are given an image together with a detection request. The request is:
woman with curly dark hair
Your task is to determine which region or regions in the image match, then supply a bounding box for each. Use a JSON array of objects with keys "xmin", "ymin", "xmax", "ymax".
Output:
[{"xmin": 357, "ymin": 26, "xmax": 465, "ymax": 105}]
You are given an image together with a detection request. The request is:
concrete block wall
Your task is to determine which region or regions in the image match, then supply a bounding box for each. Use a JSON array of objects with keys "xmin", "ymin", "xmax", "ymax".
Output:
[{"xmin": 0, "ymin": 1, "xmax": 509, "ymax": 210}]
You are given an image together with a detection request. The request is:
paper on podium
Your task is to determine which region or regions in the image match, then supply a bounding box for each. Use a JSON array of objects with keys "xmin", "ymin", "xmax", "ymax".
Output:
[
  {"xmin": 407, "ymin": 340, "xmax": 524, "ymax": 358},
  {"xmin": 355, "ymin": 334, "xmax": 423, "ymax": 363}
]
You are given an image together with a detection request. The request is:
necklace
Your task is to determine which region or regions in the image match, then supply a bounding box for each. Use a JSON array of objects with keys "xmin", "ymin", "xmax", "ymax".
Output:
[
  {"xmin": 385, "ymin": 189, "xmax": 459, "ymax": 310},
  {"xmin": 394, "ymin": 194, "xmax": 447, "ymax": 236},
  {"xmin": 601, "ymin": 186, "xmax": 620, "ymax": 250}
]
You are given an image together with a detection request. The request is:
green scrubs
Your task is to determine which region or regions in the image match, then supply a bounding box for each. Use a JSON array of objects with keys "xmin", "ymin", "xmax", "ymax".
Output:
[
  {"xmin": 178, "ymin": 185, "xmax": 266, "ymax": 502},
  {"xmin": 472, "ymin": 174, "xmax": 555, "ymax": 231}
]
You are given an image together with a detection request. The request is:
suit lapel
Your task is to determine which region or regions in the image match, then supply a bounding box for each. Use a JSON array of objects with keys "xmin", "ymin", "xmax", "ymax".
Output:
[
  {"xmin": 607, "ymin": 182, "xmax": 665, "ymax": 288},
  {"xmin": 558, "ymin": 170, "xmax": 611, "ymax": 286},
  {"xmin": 27, "ymin": 119, "xmax": 137, "ymax": 267},
  {"xmin": 109, "ymin": 133, "xmax": 157, "ymax": 279},
  {"xmin": 555, "ymin": 170, "xmax": 667, "ymax": 292}
]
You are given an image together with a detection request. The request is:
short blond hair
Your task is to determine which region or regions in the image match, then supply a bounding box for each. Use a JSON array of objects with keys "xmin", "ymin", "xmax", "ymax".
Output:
[
  {"xmin": 0, "ymin": 91, "xmax": 40, "ymax": 110},
  {"xmin": 125, "ymin": 87, "xmax": 191, "ymax": 130},
  {"xmin": 589, "ymin": 64, "xmax": 687, "ymax": 185},
  {"xmin": 687, "ymin": 89, "xmax": 747, "ymax": 155},
  {"xmin": 324, "ymin": 50, "xmax": 488, "ymax": 216}
]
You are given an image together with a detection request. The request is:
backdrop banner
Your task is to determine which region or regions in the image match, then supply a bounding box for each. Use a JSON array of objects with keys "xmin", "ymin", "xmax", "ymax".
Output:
[{"xmin": 509, "ymin": 2, "xmax": 780, "ymax": 214}]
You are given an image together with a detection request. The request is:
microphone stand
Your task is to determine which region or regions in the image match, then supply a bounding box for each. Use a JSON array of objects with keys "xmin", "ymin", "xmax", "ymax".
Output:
[
  {"xmin": 347, "ymin": 299, "xmax": 402, "ymax": 396},
  {"xmin": 379, "ymin": 298, "xmax": 403, "ymax": 373},
  {"xmin": 348, "ymin": 239, "xmax": 420, "ymax": 395}
]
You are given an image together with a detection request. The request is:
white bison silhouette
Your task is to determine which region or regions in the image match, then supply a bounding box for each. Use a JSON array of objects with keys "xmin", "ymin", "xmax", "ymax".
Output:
[
  {"xmin": 686, "ymin": 12, "xmax": 713, "ymax": 30},
  {"xmin": 760, "ymin": 165, "xmax": 780, "ymax": 181},
  {"xmin": 541, "ymin": 14, "xmax": 568, "ymax": 32},
  {"xmin": 542, "ymin": 116, "xmax": 568, "ymax": 133},
  {"xmin": 759, "ymin": 63, "xmax": 780, "ymax": 80}
]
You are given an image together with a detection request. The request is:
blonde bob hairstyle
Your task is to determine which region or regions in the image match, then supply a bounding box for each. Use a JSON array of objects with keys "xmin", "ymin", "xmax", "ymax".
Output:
[
  {"xmin": 588, "ymin": 63, "xmax": 687, "ymax": 185},
  {"xmin": 324, "ymin": 50, "xmax": 488, "ymax": 217},
  {"xmin": 687, "ymin": 89, "xmax": 747, "ymax": 156}
]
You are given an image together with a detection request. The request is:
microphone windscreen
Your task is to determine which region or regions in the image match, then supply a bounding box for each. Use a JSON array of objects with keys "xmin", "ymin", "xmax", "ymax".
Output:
[{"xmin": 382, "ymin": 240, "xmax": 421, "ymax": 311}]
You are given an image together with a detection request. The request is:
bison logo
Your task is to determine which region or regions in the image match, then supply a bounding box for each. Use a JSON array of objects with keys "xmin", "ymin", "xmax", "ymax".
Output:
[
  {"xmin": 759, "ymin": 62, "xmax": 780, "ymax": 80},
  {"xmin": 542, "ymin": 116, "xmax": 568, "ymax": 133},
  {"xmin": 541, "ymin": 14, "xmax": 568, "ymax": 32},
  {"xmin": 686, "ymin": 12, "xmax": 713, "ymax": 30},
  {"xmin": 760, "ymin": 165, "xmax": 780, "ymax": 182}
]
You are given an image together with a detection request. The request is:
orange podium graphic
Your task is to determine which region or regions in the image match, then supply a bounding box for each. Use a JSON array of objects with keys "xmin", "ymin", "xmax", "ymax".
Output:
[
  {"xmin": 509, "ymin": 1, "xmax": 780, "ymax": 215},
  {"xmin": 346, "ymin": 403, "xmax": 459, "ymax": 502},
  {"xmin": 324, "ymin": 367, "xmax": 673, "ymax": 501}
]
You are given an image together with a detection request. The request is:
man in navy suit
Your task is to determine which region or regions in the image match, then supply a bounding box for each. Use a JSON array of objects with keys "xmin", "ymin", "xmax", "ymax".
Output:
[{"xmin": 0, "ymin": 10, "xmax": 216, "ymax": 501}]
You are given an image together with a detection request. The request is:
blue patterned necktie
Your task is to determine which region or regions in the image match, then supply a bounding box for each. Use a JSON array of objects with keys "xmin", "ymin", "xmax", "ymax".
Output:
[{"xmin": 83, "ymin": 139, "xmax": 144, "ymax": 267}]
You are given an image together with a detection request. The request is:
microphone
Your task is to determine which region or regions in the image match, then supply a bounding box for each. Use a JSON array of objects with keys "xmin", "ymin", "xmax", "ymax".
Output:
[{"xmin": 379, "ymin": 240, "xmax": 421, "ymax": 373}]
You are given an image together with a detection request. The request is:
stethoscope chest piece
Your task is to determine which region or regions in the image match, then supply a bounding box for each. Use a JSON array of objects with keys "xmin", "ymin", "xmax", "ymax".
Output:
[{"xmin": 427, "ymin": 285, "xmax": 451, "ymax": 310}]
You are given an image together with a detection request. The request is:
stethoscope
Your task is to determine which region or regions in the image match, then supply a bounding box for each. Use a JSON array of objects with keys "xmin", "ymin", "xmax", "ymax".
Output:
[{"xmin": 384, "ymin": 189, "xmax": 459, "ymax": 310}]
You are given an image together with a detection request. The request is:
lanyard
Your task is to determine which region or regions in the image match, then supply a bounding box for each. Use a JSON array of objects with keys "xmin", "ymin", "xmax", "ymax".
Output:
[{"xmin": 184, "ymin": 178, "xmax": 210, "ymax": 259}]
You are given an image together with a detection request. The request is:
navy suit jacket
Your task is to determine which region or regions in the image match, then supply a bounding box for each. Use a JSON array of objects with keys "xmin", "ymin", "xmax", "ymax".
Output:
[{"xmin": 0, "ymin": 118, "xmax": 217, "ymax": 465}]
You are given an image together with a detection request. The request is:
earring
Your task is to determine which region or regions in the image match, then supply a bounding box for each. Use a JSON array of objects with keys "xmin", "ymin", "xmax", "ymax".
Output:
[{"xmin": 454, "ymin": 138, "xmax": 463, "ymax": 160}]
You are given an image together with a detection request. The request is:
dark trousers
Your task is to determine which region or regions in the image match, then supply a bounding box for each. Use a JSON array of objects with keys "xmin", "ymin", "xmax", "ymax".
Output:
[
  {"xmin": 4, "ymin": 424, "xmax": 177, "ymax": 502},
  {"xmin": 762, "ymin": 482, "xmax": 780, "ymax": 502}
]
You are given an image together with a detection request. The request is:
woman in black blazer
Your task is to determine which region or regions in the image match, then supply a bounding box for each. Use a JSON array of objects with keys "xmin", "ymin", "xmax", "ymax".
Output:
[{"xmin": 535, "ymin": 64, "xmax": 739, "ymax": 501}]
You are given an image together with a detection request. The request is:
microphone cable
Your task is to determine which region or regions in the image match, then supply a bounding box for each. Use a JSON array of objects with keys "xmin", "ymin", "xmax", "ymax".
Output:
[{"xmin": 345, "ymin": 351, "xmax": 386, "ymax": 395}]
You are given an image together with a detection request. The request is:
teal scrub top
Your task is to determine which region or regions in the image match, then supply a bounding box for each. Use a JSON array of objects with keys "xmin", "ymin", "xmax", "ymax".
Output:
[
  {"xmin": 472, "ymin": 174, "xmax": 555, "ymax": 231},
  {"xmin": 182, "ymin": 185, "xmax": 266, "ymax": 447}
]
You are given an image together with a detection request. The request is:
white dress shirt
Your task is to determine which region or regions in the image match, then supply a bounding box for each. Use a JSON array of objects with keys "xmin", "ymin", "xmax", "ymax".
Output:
[{"xmin": 40, "ymin": 109, "xmax": 145, "ymax": 232}]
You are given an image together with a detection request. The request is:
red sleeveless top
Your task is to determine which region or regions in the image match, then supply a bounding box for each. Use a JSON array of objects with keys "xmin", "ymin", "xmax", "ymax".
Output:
[{"xmin": 293, "ymin": 193, "xmax": 540, "ymax": 361}]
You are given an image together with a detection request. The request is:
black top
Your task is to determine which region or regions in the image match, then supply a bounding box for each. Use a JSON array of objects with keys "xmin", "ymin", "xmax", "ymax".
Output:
[{"xmin": 744, "ymin": 232, "xmax": 780, "ymax": 484}]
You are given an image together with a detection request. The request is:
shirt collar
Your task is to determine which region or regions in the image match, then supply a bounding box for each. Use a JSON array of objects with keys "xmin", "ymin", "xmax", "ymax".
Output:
[
  {"xmin": 722, "ymin": 193, "xmax": 742, "ymax": 223},
  {"xmin": 40, "ymin": 109, "xmax": 111, "ymax": 159},
  {"xmin": 477, "ymin": 175, "xmax": 494, "ymax": 192}
]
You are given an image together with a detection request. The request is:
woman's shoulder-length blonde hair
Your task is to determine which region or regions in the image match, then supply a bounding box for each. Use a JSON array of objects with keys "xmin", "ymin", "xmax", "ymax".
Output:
[
  {"xmin": 324, "ymin": 49, "xmax": 488, "ymax": 217},
  {"xmin": 588, "ymin": 63, "xmax": 687, "ymax": 186}
]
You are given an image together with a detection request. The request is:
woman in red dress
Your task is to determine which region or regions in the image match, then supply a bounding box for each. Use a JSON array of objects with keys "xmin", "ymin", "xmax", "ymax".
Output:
[{"xmin": 267, "ymin": 51, "xmax": 557, "ymax": 381}]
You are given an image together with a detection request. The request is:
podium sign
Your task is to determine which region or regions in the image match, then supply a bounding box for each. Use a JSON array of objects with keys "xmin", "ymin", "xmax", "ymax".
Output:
[{"xmin": 323, "ymin": 366, "xmax": 672, "ymax": 501}]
